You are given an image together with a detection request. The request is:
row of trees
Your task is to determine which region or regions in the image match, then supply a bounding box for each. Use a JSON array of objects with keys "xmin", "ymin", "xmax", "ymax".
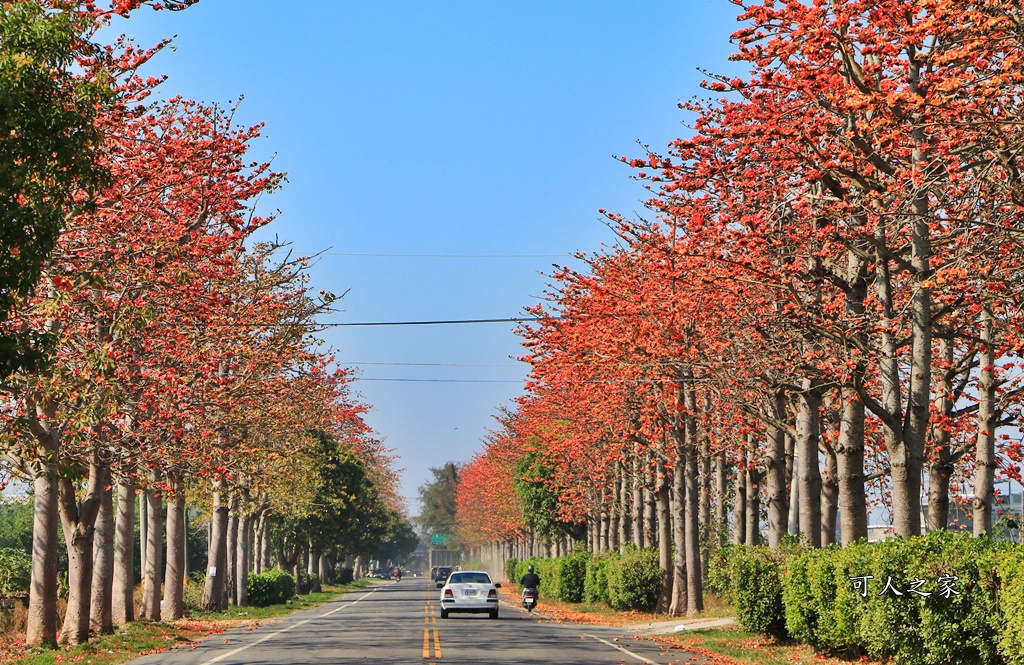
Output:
[
  {"xmin": 0, "ymin": 1, "xmax": 409, "ymax": 647},
  {"xmin": 455, "ymin": 0, "xmax": 1024, "ymax": 617}
]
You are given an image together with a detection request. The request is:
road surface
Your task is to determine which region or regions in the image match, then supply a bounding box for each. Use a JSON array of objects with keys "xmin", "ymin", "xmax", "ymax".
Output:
[{"xmin": 126, "ymin": 578, "xmax": 703, "ymax": 665}]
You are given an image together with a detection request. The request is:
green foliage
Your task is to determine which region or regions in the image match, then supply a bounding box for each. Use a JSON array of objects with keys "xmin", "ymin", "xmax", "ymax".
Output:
[
  {"xmin": 729, "ymin": 546, "xmax": 787, "ymax": 638},
  {"xmin": 0, "ymin": 547, "xmax": 31, "ymax": 596},
  {"xmin": 583, "ymin": 555, "xmax": 610, "ymax": 604},
  {"xmin": 604, "ymin": 547, "xmax": 662, "ymax": 612},
  {"xmin": 0, "ymin": 501, "xmax": 33, "ymax": 553},
  {"xmin": 704, "ymin": 542, "xmax": 735, "ymax": 603},
  {"xmin": 247, "ymin": 569, "xmax": 295, "ymax": 607},
  {"xmin": 997, "ymin": 546, "xmax": 1024, "ymax": 665},
  {"xmin": 774, "ymin": 531, "xmax": 1020, "ymax": 665},
  {"xmin": 504, "ymin": 557, "xmax": 518, "ymax": 585},
  {"xmin": 417, "ymin": 462, "xmax": 460, "ymax": 540},
  {"xmin": 0, "ymin": 1, "xmax": 109, "ymax": 375},
  {"xmin": 513, "ymin": 438, "xmax": 585, "ymax": 542},
  {"xmin": 336, "ymin": 566, "xmax": 354, "ymax": 585},
  {"xmin": 296, "ymin": 571, "xmax": 317, "ymax": 595},
  {"xmin": 555, "ymin": 548, "xmax": 589, "ymax": 602},
  {"xmin": 516, "ymin": 557, "xmax": 559, "ymax": 599},
  {"xmin": 783, "ymin": 546, "xmax": 848, "ymax": 650}
]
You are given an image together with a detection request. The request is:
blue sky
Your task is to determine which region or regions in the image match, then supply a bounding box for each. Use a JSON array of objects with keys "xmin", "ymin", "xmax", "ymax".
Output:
[{"xmin": 115, "ymin": 1, "xmax": 745, "ymax": 513}]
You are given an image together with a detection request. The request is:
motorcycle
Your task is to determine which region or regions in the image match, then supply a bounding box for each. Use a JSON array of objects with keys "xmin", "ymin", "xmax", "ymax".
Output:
[{"xmin": 522, "ymin": 587, "xmax": 538, "ymax": 612}]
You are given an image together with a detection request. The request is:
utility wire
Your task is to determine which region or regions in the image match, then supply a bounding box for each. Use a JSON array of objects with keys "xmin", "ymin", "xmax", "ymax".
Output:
[
  {"xmin": 319, "ymin": 252, "xmax": 570, "ymax": 258},
  {"xmin": 330, "ymin": 317, "xmax": 554, "ymax": 327}
]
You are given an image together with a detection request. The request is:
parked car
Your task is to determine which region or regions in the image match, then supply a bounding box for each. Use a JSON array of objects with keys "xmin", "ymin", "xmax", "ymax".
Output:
[
  {"xmin": 439, "ymin": 570, "xmax": 500, "ymax": 619},
  {"xmin": 369, "ymin": 568, "xmax": 392, "ymax": 580},
  {"xmin": 433, "ymin": 566, "xmax": 452, "ymax": 584}
]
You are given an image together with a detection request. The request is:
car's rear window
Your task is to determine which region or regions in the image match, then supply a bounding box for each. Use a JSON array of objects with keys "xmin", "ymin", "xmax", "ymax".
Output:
[{"xmin": 450, "ymin": 572, "xmax": 490, "ymax": 584}]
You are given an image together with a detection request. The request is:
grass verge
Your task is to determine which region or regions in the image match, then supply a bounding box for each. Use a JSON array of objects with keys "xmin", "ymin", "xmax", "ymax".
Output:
[
  {"xmin": 654, "ymin": 626, "xmax": 878, "ymax": 665},
  {"xmin": 1, "ymin": 579, "xmax": 376, "ymax": 665}
]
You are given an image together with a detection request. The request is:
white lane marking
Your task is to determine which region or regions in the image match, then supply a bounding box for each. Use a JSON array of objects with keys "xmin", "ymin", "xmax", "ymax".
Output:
[
  {"xmin": 198, "ymin": 589, "xmax": 378, "ymax": 665},
  {"xmin": 584, "ymin": 634, "xmax": 659, "ymax": 665}
]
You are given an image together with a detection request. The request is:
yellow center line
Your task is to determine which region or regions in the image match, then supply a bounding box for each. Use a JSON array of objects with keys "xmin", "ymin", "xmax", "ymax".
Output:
[
  {"xmin": 433, "ymin": 627, "xmax": 442, "ymax": 659},
  {"xmin": 422, "ymin": 627, "xmax": 430, "ymax": 659}
]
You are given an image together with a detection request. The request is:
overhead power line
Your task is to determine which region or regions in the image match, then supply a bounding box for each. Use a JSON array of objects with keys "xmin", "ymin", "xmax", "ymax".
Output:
[
  {"xmin": 320, "ymin": 252, "xmax": 570, "ymax": 258},
  {"xmin": 331, "ymin": 317, "xmax": 554, "ymax": 327}
]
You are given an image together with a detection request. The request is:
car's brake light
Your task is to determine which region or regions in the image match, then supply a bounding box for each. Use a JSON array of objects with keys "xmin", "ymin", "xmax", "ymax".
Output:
[
  {"xmin": 444, "ymin": 589, "xmax": 454, "ymax": 598},
  {"xmin": 488, "ymin": 589, "xmax": 497, "ymax": 598}
]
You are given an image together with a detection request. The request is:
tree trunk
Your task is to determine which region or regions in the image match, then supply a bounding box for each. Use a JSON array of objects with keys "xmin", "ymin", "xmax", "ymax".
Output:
[
  {"xmin": 766, "ymin": 391, "xmax": 788, "ymax": 548},
  {"xmin": 202, "ymin": 481, "xmax": 229, "ymax": 611},
  {"xmin": 58, "ymin": 457, "xmax": 107, "ymax": 646},
  {"xmin": 140, "ymin": 486, "xmax": 163, "ymax": 621},
  {"xmin": 643, "ymin": 471, "xmax": 657, "ymax": 550},
  {"xmin": 683, "ymin": 378, "xmax": 703, "ymax": 614},
  {"xmin": 668, "ymin": 452, "xmax": 687, "ymax": 616},
  {"xmin": 928, "ymin": 336, "xmax": 954, "ymax": 531},
  {"xmin": 163, "ymin": 476, "xmax": 186, "ymax": 620},
  {"xmin": 837, "ymin": 242, "xmax": 869, "ymax": 544},
  {"xmin": 837, "ymin": 385, "xmax": 869, "ymax": 544},
  {"xmin": 714, "ymin": 455, "xmax": 728, "ymax": 546},
  {"xmin": 112, "ymin": 481, "xmax": 135, "ymax": 627},
  {"xmin": 90, "ymin": 479, "xmax": 114, "ymax": 635},
  {"xmin": 820, "ymin": 446, "xmax": 838, "ymax": 547},
  {"xmin": 797, "ymin": 380, "xmax": 822, "ymax": 547},
  {"xmin": 237, "ymin": 491, "xmax": 252, "ymax": 606},
  {"xmin": 631, "ymin": 456, "xmax": 643, "ymax": 549},
  {"xmin": 655, "ymin": 460, "xmax": 673, "ymax": 613},
  {"xmin": 308, "ymin": 541, "xmax": 321, "ymax": 593},
  {"xmin": 618, "ymin": 462, "xmax": 630, "ymax": 551},
  {"xmin": 745, "ymin": 433, "xmax": 761, "ymax": 547},
  {"xmin": 27, "ymin": 471, "xmax": 59, "ymax": 647},
  {"xmin": 732, "ymin": 461, "xmax": 747, "ymax": 546},
  {"xmin": 599, "ymin": 487, "xmax": 610, "ymax": 552},
  {"xmin": 227, "ymin": 493, "xmax": 239, "ymax": 605},
  {"xmin": 973, "ymin": 310, "xmax": 997, "ymax": 536}
]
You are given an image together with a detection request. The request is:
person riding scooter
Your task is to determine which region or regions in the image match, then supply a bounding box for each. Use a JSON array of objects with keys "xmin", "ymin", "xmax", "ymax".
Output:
[{"xmin": 520, "ymin": 565, "xmax": 540, "ymax": 610}]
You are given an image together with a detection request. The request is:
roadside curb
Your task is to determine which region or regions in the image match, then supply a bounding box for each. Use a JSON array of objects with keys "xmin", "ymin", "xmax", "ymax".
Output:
[{"xmin": 624, "ymin": 617, "xmax": 736, "ymax": 634}]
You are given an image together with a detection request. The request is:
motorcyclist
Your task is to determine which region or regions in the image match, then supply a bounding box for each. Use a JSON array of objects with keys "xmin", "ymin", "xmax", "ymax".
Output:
[
  {"xmin": 520, "ymin": 565, "xmax": 540, "ymax": 604},
  {"xmin": 394, "ymin": 566, "xmax": 402, "ymax": 582}
]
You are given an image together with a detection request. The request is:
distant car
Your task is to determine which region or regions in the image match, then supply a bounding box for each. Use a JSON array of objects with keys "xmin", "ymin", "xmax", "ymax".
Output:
[
  {"xmin": 369, "ymin": 568, "xmax": 391, "ymax": 580},
  {"xmin": 439, "ymin": 570, "xmax": 500, "ymax": 619},
  {"xmin": 433, "ymin": 566, "xmax": 452, "ymax": 584}
]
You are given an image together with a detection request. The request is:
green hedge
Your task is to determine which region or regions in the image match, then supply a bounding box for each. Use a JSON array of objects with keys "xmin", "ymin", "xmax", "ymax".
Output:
[
  {"xmin": 604, "ymin": 547, "xmax": 662, "ymax": 612},
  {"xmin": 247, "ymin": 569, "xmax": 295, "ymax": 607},
  {"xmin": 729, "ymin": 545, "xmax": 787, "ymax": 637},
  {"xmin": 504, "ymin": 557, "xmax": 518, "ymax": 585},
  {"xmin": 706, "ymin": 531, "xmax": 1024, "ymax": 665},
  {"xmin": 515, "ymin": 547, "xmax": 662, "ymax": 611}
]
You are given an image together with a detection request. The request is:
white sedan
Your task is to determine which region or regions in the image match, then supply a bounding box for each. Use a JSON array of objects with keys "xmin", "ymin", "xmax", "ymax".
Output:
[{"xmin": 438, "ymin": 570, "xmax": 501, "ymax": 619}]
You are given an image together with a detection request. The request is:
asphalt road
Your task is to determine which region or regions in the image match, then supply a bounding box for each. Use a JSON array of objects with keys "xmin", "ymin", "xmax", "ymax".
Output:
[{"xmin": 126, "ymin": 578, "xmax": 700, "ymax": 665}]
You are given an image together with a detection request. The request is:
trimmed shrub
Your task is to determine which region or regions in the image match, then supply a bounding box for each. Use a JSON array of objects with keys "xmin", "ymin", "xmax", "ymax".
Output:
[
  {"xmin": 704, "ymin": 542, "xmax": 734, "ymax": 603},
  {"xmin": 555, "ymin": 549, "xmax": 589, "ymax": 603},
  {"xmin": 336, "ymin": 566, "xmax": 354, "ymax": 585},
  {"xmin": 248, "ymin": 569, "xmax": 295, "ymax": 607},
  {"xmin": 778, "ymin": 531, "xmax": 1015, "ymax": 665},
  {"xmin": 605, "ymin": 547, "xmax": 662, "ymax": 611},
  {"xmin": 730, "ymin": 546, "xmax": 786, "ymax": 638},
  {"xmin": 0, "ymin": 548, "xmax": 31, "ymax": 597},
  {"xmin": 504, "ymin": 557, "xmax": 518, "ymax": 585},
  {"xmin": 583, "ymin": 555, "xmax": 610, "ymax": 605},
  {"xmin": 998, "ymin": 546, "xmax": 1024, "ymax": 665}
]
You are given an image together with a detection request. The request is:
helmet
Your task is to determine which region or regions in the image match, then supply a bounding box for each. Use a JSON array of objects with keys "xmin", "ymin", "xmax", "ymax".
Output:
[{"xmin": 527, "ymin": 565, "xmax": 534, "ymax": 573}]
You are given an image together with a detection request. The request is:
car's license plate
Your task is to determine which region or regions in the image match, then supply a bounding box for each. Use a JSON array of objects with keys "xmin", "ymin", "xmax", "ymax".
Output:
[{"xmin": 463, "ymin": 590, "xmax": 477, "ymax": 596}]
